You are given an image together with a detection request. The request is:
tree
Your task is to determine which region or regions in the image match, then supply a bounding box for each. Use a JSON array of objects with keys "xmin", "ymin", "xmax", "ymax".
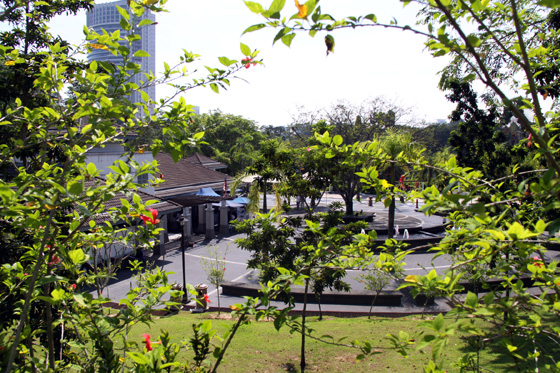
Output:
[
  {"xmin": 0, "ymin": 0, "xmax": 271, "ymax": 371},
  {"xmin": 446, "ymin": 79, "xmax": 530, "ymax": 181},
  {"xmin": 411, "ymin": 121, "xmax": 458, "ymax": 156},
  {"xmin": 241, "ymin": 138, "xmax": 293, "ymax": 213},
  {"xmin": 322, "ymin": 99, "xmax": 413, "ymax": 143},
  {"xmin": 242, "ymin": 0, "xmax": 560, "ymax": 370},
  {"xmin": 289, "ymin": 98, "xmax": 414, "ymax": 145},
  {"xmin": 137, "ymin": 110, "xmax": 265, "ymax": 174},
  {"xmin": 376, "ymin": 129, "xmax": 420, "ymax": 239},
  {"xmin": 188, "ymin": 111, "xmax": 265, "ymax": 174}
]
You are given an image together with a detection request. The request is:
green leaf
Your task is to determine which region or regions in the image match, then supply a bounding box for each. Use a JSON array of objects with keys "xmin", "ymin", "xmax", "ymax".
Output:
[
  {"xmin": 51, "ymin": 288, "xmax": 65, "ymax": 301},
  {"xmin": 116, "ymin": 5, "xmax": 130, "ymax": 20},
  {"xmin": 417, "ymin": 334, "xmax": 436, "ymax": 349},
  {"xmin": 119, "ymin": 18, "xmax": 131, "ymax": 31},
  {"xmin": 68, "ymin": 249, "xmax": 87, "ymax": 265},
  {"xmin": 218, "ymin": 56, "xmax": 234, "ymax": 66},
  {"xmin": 507, "ymin": 222, "xmax": 526, "ymax": 240},
  {"xmin": 137, "ymin": 19, "xmax": 155, "ymax": 27},
  {"xmin": 73, "ymin": 293, "xmax": 87, "ymax": 307},
  {"xmin": 127, "ymin": 352, "xmax": 150, "ymax": 365},
  {"xmin": 535, "ymin": 219, "xmax": 547, "ymax": 233},
  {"xmin": 432, "ymin": 313, "xmax": 444, "ymax": 332},
  {"xmin": 86, "ymin": 163, "xmax": 97, "ymax": 176},
  {"xmin": 242, "ymin": 23, "xmax": 267, "ymax": 35},
  {"xmin": 273, "ymin": 27, "xmax": 291, "ymax": 45},
  {"xmin": 333, "ymin": 135, "xmax": 343, "ymax": 146},
  {"xmin": 240, "ymin": 43, "xmax": 251, "ymax": 56},
  {"xmin": 210, "ymin": 83, "xmax": 219, "ymax": 93},
  {"xmin": 201, "ymin": 320, "xmax": 212, "ymax": 333},
  {"xmin": 244, "ymin": 1, "xmax": 264, "ymax": 14},
  {"xmin": 281, "ymin": 33, "xmax": 295, "ymax": 47},
  {"xmin": 364, "ymin": 14, "xmax": 377, "ymax": 23},
  {"xmin": 133, "ymin": 50, "xmax": 150, "ymax": 57},
  {"xmin": 465, "ymin": 291, "xmax": 478, "ymax": 308},
  {"xmin": 81, "ymin": 123, "xmax": 92, "ymax": 134},
  {"xmin": 269, "ymin": 0, "xmax": 286, "ymax": 12},
  {"xmin": 67, "ymin": 181, "xmax": 83, "ymax": 195},
  {"xmin": 538, "ymin": 0, "xmax": 560, "ymax": 8},
  {"xmin": 466, "ymin": 34, "xmax": 481, "ymax": 47}
]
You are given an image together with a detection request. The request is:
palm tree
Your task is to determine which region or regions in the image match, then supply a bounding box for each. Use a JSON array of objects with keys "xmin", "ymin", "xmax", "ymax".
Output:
[
  {"xmin": 233, "ymin": 139, "xmax": 292, "ymax": 214},
  {"xmin": 376, "ymin": 129, "xmax": 419, "ymax": 239}
]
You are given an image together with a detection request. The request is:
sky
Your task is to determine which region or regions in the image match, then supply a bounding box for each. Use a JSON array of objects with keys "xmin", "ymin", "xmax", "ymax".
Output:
[{"xmin": 48, "ymin": 0, "xmax": 457, "ymax": 127}]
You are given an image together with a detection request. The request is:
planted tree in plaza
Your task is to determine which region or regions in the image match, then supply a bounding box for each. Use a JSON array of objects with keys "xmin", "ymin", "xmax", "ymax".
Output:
[{"xmin": 376, "ymin": 129, "xmax": 420, "ymax": 238}]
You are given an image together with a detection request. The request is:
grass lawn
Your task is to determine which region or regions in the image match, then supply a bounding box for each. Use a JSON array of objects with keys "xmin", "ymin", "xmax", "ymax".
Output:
[{"xmin": 120, "ymin": 310, "xmax": 534, "ymax": 372}]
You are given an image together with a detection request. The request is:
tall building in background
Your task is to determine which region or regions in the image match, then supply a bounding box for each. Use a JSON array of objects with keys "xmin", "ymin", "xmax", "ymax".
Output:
[{"xmin": 86, "ymin": 0, "xmax": 156, "ymax": 106}]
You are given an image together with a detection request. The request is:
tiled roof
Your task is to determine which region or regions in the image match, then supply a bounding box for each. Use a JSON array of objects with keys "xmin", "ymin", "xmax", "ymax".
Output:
[
  {"xmin": 184, "ymin": 152, "xmax": 226, "ymax": 169},
  {"xmin": 154, "ymin": 153, "xmax": 232, "ymax": 198},
  {"xmin": 84, "ymin": 177, "xmax": 182, "ymax": 225}
]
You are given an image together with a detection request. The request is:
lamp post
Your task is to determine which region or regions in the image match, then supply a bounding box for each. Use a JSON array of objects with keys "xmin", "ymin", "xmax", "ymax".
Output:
[{"xmin": 178, "ymin": 214, "xmax": 187, "ymax": 304}]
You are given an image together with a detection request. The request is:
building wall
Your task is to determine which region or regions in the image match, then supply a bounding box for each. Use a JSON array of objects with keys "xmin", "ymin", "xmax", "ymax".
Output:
[{"xmin": 86, "ymin": 0, "xmax": 156, "ymax": 106}]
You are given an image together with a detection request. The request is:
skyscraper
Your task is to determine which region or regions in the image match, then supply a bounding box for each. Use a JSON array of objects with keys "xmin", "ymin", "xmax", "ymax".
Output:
[{"xmin": 86, "ymin": 0, "xmax": 156, "ymax": 106}]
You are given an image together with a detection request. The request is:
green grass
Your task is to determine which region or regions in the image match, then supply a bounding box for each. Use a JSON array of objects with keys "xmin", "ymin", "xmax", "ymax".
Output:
[{"xmin": 122, "ymin": 311, "xmax": 524, "ymax": 373}]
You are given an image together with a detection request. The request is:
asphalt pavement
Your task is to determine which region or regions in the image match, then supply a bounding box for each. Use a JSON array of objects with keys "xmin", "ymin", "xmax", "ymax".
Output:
[{"xmin": 96, "ymin": 193, "xmax": 460, "ymax": 316}]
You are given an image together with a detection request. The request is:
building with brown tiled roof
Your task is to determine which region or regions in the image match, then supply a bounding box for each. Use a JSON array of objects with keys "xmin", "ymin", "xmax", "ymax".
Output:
[
  {"xmin": 84, "ymin": 177, "xmax": 182, "ymax": 225},
  {"xmin": 83, "ymin": 177, "xmax": 183, "ymax": 260},
  {"xmin": 154, "ymin": 153, "xmax": 233, "ymax": 201},
  {"xmin": 184, "ymin": 152, "xmax": 227, "ymax": 171}
]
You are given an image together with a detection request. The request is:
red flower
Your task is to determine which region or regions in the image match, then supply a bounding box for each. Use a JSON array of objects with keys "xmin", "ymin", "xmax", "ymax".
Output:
[
  {"xmin": 241, "ymin": 57, "xmax": 257, "ymax": 69},
  {"xmin": 204, "ymin": 294, "xmax": 211, "ymax": 303},
  {"xmin": 49, "ymin": 255, "xmax": 61, "ymax": 266},
  {"xmin": 528, "ymin": 133, "xmax": 532, "ymax": 147},
  {"xmin": 159, "ymin": 173, "xmax": 164, "ymax": 179},
  {"xmin": 533, "ymin": 256, "xmax": 544, "ymax": 268},
  {"xmin": 71, "ymin": 284, "xmax": 77, "ymax": 290},
  {"xmin": 140, "ymin": 208, "xmax": 160, "ymax": 225},
  {"xmin": 142, "ymin": 334, "xmax": 153, "ymax": 351}
]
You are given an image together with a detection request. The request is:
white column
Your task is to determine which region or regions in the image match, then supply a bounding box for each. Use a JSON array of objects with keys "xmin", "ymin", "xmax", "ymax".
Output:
[
  {"xmin": 184, "ymin": 206, "xmax": 192, "ymax": 239},
  {"xmin": 219, "ymin": 200, "xmax": 229, "ymax": 235},
  {"xmin": 205, "ymin": 203, "xmax": 215, "ymax": 240}
]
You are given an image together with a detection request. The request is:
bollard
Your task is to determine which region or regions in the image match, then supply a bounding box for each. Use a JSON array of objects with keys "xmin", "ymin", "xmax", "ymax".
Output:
[
  {"xmin": 368, "ymin": 197, "xmax": 373, "ymax": 207},
  {"xmin": 170, "ymin": 283, "xmax": 184, "ymax": 312},
  {"xmin": 192, "ymin": 283, "xmax": 209, "ymax": 313}
]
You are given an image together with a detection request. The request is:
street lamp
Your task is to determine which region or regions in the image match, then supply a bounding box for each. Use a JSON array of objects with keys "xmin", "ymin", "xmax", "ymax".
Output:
[{"xmin": 178, "ymin": 214, "xmax": 188, "ymax": 304}]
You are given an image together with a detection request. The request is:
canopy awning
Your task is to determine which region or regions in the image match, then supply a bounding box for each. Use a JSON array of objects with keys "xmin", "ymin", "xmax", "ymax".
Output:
[
  {"xmin": 212, "ymin": 201, "xmax": 244, "ymax": 208},
  {"xmin": 195, "ymin": 187, "xmax": 220, "ymax": 197},
  {"xmin": 231, "ymin": 197, "xmax": 250, "ymax": 204}
]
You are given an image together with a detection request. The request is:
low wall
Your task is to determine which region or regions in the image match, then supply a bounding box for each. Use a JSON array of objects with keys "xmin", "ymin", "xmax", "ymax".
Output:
[{"xmin": 221, "ymin": 281, "xmax": 403, "ymax": 307}]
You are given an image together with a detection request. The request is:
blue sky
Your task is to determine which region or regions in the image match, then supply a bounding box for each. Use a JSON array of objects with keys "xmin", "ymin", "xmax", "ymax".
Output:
[{"xmin": 48, "ymin": 0, "xmax": 456, "ymax": 127}]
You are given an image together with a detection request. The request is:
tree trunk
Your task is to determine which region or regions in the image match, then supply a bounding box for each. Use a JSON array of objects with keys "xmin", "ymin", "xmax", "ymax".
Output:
[
  {"xmin": 388, "ymin": 197, "xmax": 395, "ymax": 239},
  {"xmin": 300, "ymin": 278, "xmax": 309, "ymax": 372},
  {"xmin": 344, "ymin": 193, "xmax": 354, "ymax": 215},
  {"xmin": 388, "ymin": 163, "xmax": 396, "ymax": 239},
  {"xmin": 262, "ymin": 182, "xmax": 267, "ymax": 213}
]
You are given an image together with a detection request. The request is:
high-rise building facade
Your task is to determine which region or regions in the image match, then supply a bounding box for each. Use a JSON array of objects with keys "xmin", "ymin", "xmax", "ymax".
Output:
[{"xmin": 86, "ymin": 0, "xmax": 156, "ymax": 106}]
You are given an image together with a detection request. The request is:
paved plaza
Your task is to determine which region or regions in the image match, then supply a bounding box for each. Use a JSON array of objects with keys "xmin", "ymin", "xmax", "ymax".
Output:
[
  {"xmin": 95, "ymin": 193, "xmax": 463, "ymax": 315},
  {"xmin": 96, "ymin": 193, "xmax": 560, "ymax": 315}
]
